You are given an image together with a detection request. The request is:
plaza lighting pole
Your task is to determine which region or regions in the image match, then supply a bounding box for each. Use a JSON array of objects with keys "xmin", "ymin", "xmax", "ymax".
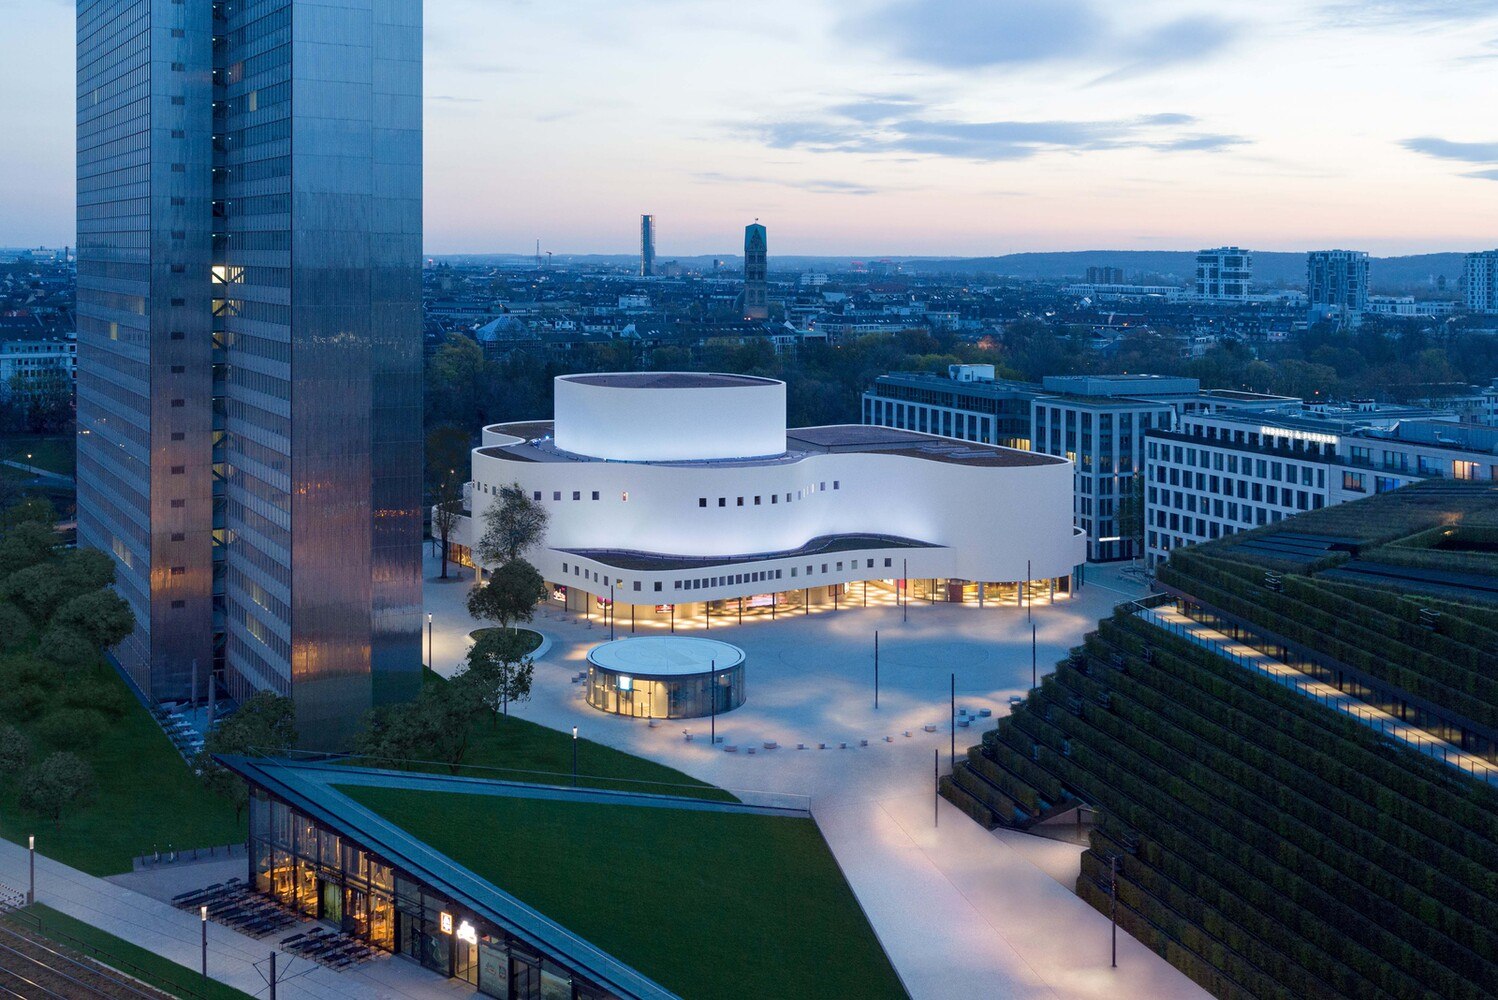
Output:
[
  {"xmin": 710, "ymin": 659, "xmax": 717, "ymax": 746},
  {"xmin": 1032, "ymin": 620, "xmax": 1038, "ymax": 692},
  {"xmin": 572, "ymin": 727, "xmax": 578, "ymax": 786},
  {"xmin": 902, "ymin": 559, "xmax": 908, "ymax": 624},
  {"xmin": 1110, "ymin": 855, "xmax": 1119, "ymax": 968},
  {"xmin": 874, "ymin": 631, "xmax": 879, "ymax": 709},
  {"xmin": 201, "ymin": 906, "xmax": 208, "ymax": 975},
  {"xmin": 950, "ymin": 672, "xmax": 956, "ymax": 769},
  {"xmin": 27, "ymin": 835, "xmax": 34, "ymax": 904},
  {"xmin": 610, "ymin": 584, "xmax": 615, "ymax": 641},
  {"xmin": 269, "ymin": 952, "xmax": 277, "ymax": 1000},
  {"xmin": 1027, "ymin": 560, "xmax": 1032, "ymax": 621},
  {"xmin": 426, "ymin": 614, "xmax": 432, "ymax": 671},
  {"xmin": 933, "ymin": 749, "xmax": 939, "ymax": 828}
]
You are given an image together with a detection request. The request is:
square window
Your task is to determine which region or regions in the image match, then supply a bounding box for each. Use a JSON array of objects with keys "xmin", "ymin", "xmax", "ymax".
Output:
[
  {"xmin": 170, "ymin": 465, "xmax": 185, "ymax": 474},
  {"xmin": 171, "ymin": 532, "xmax": 185, "ymax": 542},
  {"xmin": 654, "ymin": 582, "xmax": 662, "ymax": 592},
  {"xmin": 737, "ymin": 497, "xmax": 744, "ymax": 507},
  {"xmin": 572, "ymin": 491, "xmax": 581, "ymax": 501},
  {"xmin": 771, "ymin": 495, "xmax": 778, "ymax": 504},
  {"xmin": 591, "ymin": 491, "xmax": 600, "ymax": 501},
  {"xmin": 170, "ymin": 566, "xmax": 185, "ymax": 576},
  {"xmin": 884, "ymin": 558, "xmax": 892, "ymax": 567},
  {"xmin": 699, "ymin": 498, "xmax": 707, "ymax": 507},
  {"xmin": 866, "ymin": 559, "xmax": 873, "ymax": 568},
  {"xmin": 170, "ymin": 432, "xmax": 184, "ymax": 441},
  {"xmin": 834, "ymin": 481, "xmax": 840, "ymax": 489},
  {"xmin": 171, "ymin": 600, "xmax": 185, "ymax": 609},
  {"xmin": 633, "ymin": 582, "xmax": 641, "ymax": 591},
  {"xmin": 170, "ymin": 499, "xmax": 185, "ymax": 509},
  {"xmin": 718, "ymin": 498, "xmax": 726, "ymax": 507},
  {"xmin": 553, "ymin": 491, "xmax": 561, "ymax": 501},
  {"xmin": 754, "ymin": 496, "xmax": 761, "ymax": 505},
  {"xmin": 533, "ymin": 491, "xmax": 541, "ymax": 501}
]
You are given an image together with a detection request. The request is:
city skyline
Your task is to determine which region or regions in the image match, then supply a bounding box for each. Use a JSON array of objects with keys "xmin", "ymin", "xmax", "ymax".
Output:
[{"xmin": 5, "ymin": 0, "xmax": 1498, "ymax": 256}]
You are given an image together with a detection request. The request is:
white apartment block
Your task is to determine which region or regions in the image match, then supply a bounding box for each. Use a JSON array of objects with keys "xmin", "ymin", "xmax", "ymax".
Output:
[
  {"xmin": 0, "ymin": 328, "xmax": 76, "ymax": 396},
  {"xmin": 1464, "ymin": 251, "xmax": 1498, "ymax": 314},
  {"xmin": 1196, "ymin": 247, "xmax": 1253, "ymax": 301}
]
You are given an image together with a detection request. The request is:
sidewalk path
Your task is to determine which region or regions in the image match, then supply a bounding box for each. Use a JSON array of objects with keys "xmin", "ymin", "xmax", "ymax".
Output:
[{"xmin": 0, "ymin": 839, "xmax": 464, "ymax": 1000}]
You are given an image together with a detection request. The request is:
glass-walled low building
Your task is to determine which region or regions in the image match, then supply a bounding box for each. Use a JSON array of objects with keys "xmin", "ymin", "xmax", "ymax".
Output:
[
  {"xmin": 238, "ymin": 772, "xmax": 653, "ymax": 999},
  {"xmin": 586, "ymin": 636, "xmax": 745, "ymax": 719}
]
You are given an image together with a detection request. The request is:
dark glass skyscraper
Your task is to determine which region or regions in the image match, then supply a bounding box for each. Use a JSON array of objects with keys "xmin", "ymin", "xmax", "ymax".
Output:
[
  {"xmin": 640, "ymin": 214, "xmax": 656, "ymax": 277},
  {"xmin": 743, "ymin": 222, "xmax": 768, "ymax": 320},
  {"xmin": 76, "ymin": 0, "xmax": 424, "ymax": 746}
]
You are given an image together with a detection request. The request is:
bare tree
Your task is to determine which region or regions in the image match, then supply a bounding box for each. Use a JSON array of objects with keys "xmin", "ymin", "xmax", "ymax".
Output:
[
  {"xmin": 476, "ymin": 482, "xmax": 549, "ymax": 568},
  {"xmin": 432, "ymin": 495, "xmax": 463, "ymax": 580}
]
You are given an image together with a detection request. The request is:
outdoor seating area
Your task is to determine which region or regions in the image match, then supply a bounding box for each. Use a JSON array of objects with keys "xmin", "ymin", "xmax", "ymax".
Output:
[
  {"xmin": 171, "ymin": 877, "xmax": 301, "ymax": 939},
  {"xmin": 150, "ymin": 703, "xmax": 207, "ymax": 761},
  {"xmin": 278, "ymin": 926, "xmax": 384, "ymax": 969}
]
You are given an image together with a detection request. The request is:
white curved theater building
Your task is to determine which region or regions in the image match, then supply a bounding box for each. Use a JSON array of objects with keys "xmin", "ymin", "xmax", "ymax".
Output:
[{"xmin": 453, "ymin": 373, "xmax": 1087, "ymax": 624}]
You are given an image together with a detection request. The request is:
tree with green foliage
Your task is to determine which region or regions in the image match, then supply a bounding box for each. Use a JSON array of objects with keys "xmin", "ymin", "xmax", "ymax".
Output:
[
  {"xmin": 476, "ymin": 482, "xmax": 549, "ymax": 567},
  {"xmin": 21, "ymin": 752, "xmax": 97, "ymax": 829},
  {"xmin": 195, "ymin": 691, "xmax": 298, "ymax": 821},
  {"xmin": 355, "ymin": 680, "xmax": 482, "ymax": 774},
  {"xmin": 0, "ymin": 603, "xmax": 32, "ymax": 650},
  {"xmin": 460, "ymin": 629, "xmax": 536, "ymax": 719},
  {"xmin": 35, "ymin": 709, "xmax": 107, "ymax": 753},
  {"xmin": 51, "ymin": 589, "xmax": 134, "ymax": 649},
  {"xmin": 467, "ymin": 558, "xmax": 546, "ymax": 632},
  {"xmin": 0, "ymin": 724, "xmax": 32, "ymax": 777},
  {"xmin": 0, "ymin": 520, "xmax": 56, "ymax": 577},
  {"xmin": 1, "ymin": 496, "xmax": 56, "ymax": 530}
]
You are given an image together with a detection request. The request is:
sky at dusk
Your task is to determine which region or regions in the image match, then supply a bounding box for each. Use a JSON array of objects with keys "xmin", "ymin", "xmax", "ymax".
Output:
[{"xmin": 4, "ymin": 0, "xmax": 1498, "ymax": 256}]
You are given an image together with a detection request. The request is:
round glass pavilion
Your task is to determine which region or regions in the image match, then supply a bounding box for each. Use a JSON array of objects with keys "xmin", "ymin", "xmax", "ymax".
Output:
[{"xmin": 585, "ymin": 636, "xmax": 745, "ymax": 720}]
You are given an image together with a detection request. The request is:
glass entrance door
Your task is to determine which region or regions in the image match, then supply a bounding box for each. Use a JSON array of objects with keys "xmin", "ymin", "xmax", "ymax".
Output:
[
  {"xmin": 454, "ymin": 937, "xmax": 479, "ymax": 985},
  {"xmin": 319, "ymin": 879, "xmax": 342, "ymax": 925}
]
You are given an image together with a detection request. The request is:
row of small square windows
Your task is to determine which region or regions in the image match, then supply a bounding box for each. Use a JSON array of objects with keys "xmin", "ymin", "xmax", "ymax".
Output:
[
  {"xmin": 470, "ymin": 482, "xmax": 843, "ymax": 505},
  {"xmin": 558, "ymin": 556, "xmax": 897, "ymax": 593}
]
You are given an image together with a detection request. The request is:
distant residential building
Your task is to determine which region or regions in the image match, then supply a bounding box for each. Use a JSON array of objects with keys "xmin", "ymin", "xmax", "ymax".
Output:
[
  {"xmin": 798, "ymin": 272, "xmax": 829, "ymax": 288},
  {"xmin": 1463, "ymin": 250, "xmax": 1498, "ymax": 314},
  {"xmin": 1196, "ymin": 247, "xmax": 1253, "ymax": 301},
  {"xmin": 1085, "ymin": 266, "xmax": 1125, "ymax": 285},
  {"xmin": 0, "ymin": 318, "xmax": 74, "ymax": 396},
  {"xmin": 744, "ymin": 223, "xmax": 769, "ymax": 320},
  {"xmin": 1065, "ymin": 282, "xmax": 1187, "ymax": 304},
  {"xmin": 641, "ymin": 215, "xmax": 657, "ymax": 277},
  {"xmin": 1367, "ymin": 295, "xmax": 1458, "ymax": 319},
  {"xmin": 1306, "ymin": 250, "xmax": 1369, "ymax": 326}
]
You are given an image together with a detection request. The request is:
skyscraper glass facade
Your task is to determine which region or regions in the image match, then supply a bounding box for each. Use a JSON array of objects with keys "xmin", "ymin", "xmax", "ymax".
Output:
[{"xmin": 77, "ymin": 0, "xmax": 423, "ymax": 743}]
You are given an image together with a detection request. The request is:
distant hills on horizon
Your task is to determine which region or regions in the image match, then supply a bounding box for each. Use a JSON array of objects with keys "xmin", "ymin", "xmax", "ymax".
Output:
[{"xmin": 430, "ymin": 249, "xmax": 1469, "ymax": 292}]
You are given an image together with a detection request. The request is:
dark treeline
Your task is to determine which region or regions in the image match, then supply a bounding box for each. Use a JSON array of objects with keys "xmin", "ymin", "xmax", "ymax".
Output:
[{"xmin": 422, "ymin": 319, "xmax": 1498, "ymax": 494}]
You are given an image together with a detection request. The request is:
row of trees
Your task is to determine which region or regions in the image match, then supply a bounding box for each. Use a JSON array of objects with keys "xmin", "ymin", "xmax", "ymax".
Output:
[{"xmin": 0, "ymin": 497, "xmax": 136, "ymax": 827}]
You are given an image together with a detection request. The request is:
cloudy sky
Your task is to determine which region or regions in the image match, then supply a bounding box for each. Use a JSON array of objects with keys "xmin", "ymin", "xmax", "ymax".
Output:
[{"xmin": 4, "ymin": 0, "xmax": 1498, "ymax": 255}]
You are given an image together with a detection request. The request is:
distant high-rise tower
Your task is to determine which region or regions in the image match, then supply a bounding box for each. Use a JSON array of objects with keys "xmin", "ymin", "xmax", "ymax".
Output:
[
  {"xmin": 744, "ymin": 222, "xmax": 769, "ymax": 320},
  {"xmin": 640, "ymin": 215, "xmax": 656, "ymax": 277},
  {"xmin": 1195, "ymin": 247, "xmax": 1253, "ymax": 301},
  {"xmin": 1464, "ymin": 251, "xmax": 1498, "ymax": 315},
  {"xmin": 1306, "ymin": 250, "xmax": 1370, "ymax": 326},
  {"xmin": 75, "ymin": 0, "xmax": 424, "ymax": 745}
]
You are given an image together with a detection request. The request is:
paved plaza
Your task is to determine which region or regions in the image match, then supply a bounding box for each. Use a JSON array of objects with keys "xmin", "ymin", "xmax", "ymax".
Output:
[{"xmin": 425, "ymin": 555, "xmax": 1208, "ymax": 1000}]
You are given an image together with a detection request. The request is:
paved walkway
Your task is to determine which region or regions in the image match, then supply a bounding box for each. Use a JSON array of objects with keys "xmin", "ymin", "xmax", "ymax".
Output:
[
  {"xmin": 425, "ymin": 556, "xmax": 1207, "ymax": 1000},
  {"xmin": 0, "ymin": 839, "xmax": 465, "ymax": 1000},
  {"xmin": 1139, "ymin": 605, "xmax": 1498, "ymax": 785}
]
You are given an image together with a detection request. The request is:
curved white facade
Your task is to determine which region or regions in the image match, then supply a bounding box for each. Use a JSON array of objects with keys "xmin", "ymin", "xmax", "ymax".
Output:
[
  {"xmin": 460, "ymin": 374, "xmax": 1086, "ymax": 610},
  {"xmin": 552, "ymin": 373, "xmax": 786, "ymax": 462}
]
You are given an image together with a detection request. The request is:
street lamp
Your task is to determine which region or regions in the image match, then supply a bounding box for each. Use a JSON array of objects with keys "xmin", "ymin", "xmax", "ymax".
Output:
[
  {"xmin": 200, "ymin": 906, "xmax": 209, "ymax": 975},
  {"xmin": 27, "ymin": 835, "xmax": 34, "ymax": 905},
  {"xmin": 572, "ymin": 726, "xmax": 578, "ymax": 786},
  {"xmin": 609, "ymin": 583, "xmax": 615, "ymax": 641},
  {"xmin": 426, "ymin": 613, "xmax": 433, "ymax": 671},
  {"xmin": 1031, "ymin": 620, "xmax": 1038, "ymax": 692}
]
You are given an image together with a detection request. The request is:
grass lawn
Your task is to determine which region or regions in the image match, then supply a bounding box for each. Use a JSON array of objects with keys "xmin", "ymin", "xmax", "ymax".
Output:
[
  {"xmin": 0, "ymin": 651, "xmax": 243, "ymax": 876},
  {"xmin": 1, "ymin": 434, "xmax": 74, "ymax": 476},
  {"xmin": 467, "ymin": 625, "xmax": 543, "ymax": 654},
  {"xmin": 342, "ymin": 786, "xmax": 908, "ymax": 1000},
  {"xmin": 5, "ymin": 903, "xmax": 255, "ymax": 1000}
]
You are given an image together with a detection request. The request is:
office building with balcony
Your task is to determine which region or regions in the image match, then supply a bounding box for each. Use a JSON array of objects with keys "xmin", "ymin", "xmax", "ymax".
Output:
[
  {"xmin": 1143, "ymin": 404, "xmax": 1498, "ymax": 567},
  {"xmin": 75, "ymin": 0, "xmax": 424, "ymax": 744}
]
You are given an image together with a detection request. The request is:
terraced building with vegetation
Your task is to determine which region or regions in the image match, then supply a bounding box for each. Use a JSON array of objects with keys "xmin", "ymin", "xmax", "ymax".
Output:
[{"xmin": 943, "ymin": 481, "xmax": 1498, "ymax": 1000}]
